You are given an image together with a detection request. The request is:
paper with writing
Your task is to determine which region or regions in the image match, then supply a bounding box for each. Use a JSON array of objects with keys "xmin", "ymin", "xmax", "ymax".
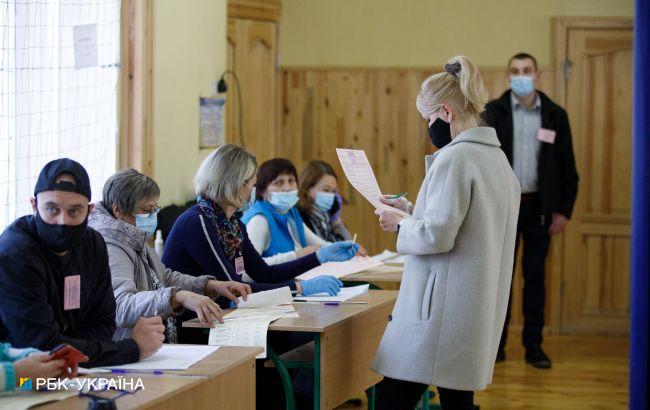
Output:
[
  {"xmin": 296, "ymin": 256, "xmax": 384, "ymax": 281},
  {"xmin": 336, "ymin": 148, "xmax": 410, "ymax": 217},
  {"xmin": 209, "ymin": 313, "xmax": 284, "ymax": 359},
  {"xmin": 95, "ymin": 344, "xmax": 219, "ymax": 371}
]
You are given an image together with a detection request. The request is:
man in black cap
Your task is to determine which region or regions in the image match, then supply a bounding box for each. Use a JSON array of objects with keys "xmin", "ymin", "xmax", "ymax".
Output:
[{"xmin": 0, "ymin": 158, "xmax": 165, "ymax": 367}]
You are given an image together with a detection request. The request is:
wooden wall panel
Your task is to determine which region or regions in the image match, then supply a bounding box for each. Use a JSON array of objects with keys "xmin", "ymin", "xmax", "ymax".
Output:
[
  {"xmin": 280, "ymin": 66, "xmax": 556, "ymax": 332},
  {"xmin": 226, "ymin": 17, "xmax": 279, "ymax": 162}
]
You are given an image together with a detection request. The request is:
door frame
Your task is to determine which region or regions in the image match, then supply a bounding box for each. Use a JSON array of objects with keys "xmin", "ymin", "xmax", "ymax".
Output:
[
  {"xmin": 551, "ymin": 16, "xmax": 633, "ymax": 334},
  {"xmin": 552, "ymin": 17, "xmax": 633, "ymax": 105}
]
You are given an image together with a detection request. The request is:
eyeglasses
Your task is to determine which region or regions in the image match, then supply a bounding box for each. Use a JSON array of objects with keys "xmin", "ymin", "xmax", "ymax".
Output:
[{"xmin": 139, "ymin": 204, "xmax": 161, "ymax": 218}]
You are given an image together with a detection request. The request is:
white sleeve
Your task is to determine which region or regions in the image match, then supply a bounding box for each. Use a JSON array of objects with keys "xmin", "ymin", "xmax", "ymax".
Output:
[
  {"xmin": 304, "ymin": 223, "xmax": 330, "ymax": 246},
  {"xmin": 245, "ymin": 214, "xmax": 299, "ymax": 266}
]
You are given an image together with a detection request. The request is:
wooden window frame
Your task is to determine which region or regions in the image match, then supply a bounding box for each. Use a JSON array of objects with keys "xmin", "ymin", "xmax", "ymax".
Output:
[{"xmin": 119, "ymin": 0, "xmax": 154, "ymax": 175}]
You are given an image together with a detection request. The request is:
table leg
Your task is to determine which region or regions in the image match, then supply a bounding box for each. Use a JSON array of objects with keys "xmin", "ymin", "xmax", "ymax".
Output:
[
  {"xmin": 268, "ymin": 346, "xmax": 296, "ymax": 410},
  {"xmin": 365, "ymin": 386, "xmax": 376, "ymax": 410},
  {"xmin": 313, "ymin": 334, "xmax": 321, "ymax": 410}
]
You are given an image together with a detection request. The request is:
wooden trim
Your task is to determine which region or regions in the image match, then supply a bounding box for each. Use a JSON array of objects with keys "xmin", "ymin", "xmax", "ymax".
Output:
[
  {"xmin": 551, "ymin": 16, "xmax": 633, "ymax": 336},
  {"xmin": 119, "ymin": 0, "xmax": 154, "ymax": 175},
  {"xmin": 551, "ymin": 16, "xmax": 633, "ymax": 107},
  {"xmin": 228, "ymin": 0, "xmax": 281, "ymax": 22}
]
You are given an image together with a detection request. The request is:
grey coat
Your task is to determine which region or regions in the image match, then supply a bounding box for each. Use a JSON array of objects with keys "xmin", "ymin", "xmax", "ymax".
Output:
[
  {"xmin": 88, "ymin": 203, "xmax": 215, "ymax": 341},
  {"xmin": 371, "ymin": 127, "xmax": 521, "ymax": 391}
]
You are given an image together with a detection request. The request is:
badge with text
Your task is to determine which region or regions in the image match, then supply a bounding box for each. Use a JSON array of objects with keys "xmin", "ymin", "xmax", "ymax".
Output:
[
  {"xmin": 64, "ymin": 275, "xmax": 81, "ymax": 310},
  {"xmin": 235, "ymin": 256, "xmax": 246, "ymax": 275},
  {"xmin": 537, "ymin": 128, "xmax": 556, "ymax": 144}
]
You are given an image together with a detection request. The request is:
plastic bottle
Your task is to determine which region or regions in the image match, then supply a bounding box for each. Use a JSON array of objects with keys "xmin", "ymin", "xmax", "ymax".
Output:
[{"xmin": 154, "ymin": 230, "xmax": 164, "ymax": 256}]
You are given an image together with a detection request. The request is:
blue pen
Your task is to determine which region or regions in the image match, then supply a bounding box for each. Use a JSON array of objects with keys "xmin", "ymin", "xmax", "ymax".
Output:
[{"xmin": 110, "ymin": 369, "xmax": 164, "ymax": 375}]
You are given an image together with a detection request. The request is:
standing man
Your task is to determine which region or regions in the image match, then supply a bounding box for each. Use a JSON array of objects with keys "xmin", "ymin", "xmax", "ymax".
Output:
[
  {"xmin": 484, "ymin": 52, "xmax": 579, "ymax": 369},
  {"xmin": 0, "ymin": 159, "xmax": 164, "ymax": 367}
]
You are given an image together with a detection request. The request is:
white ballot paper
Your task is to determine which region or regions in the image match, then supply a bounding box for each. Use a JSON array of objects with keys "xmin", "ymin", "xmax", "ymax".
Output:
[
  {"xmin": 336, "ymin": 148, "xmax": 411, "ymax": 217},
  {"xmin": 385, "ymin": 254, "xmax": 406, "ymax": 265},
  {"xmin": 296, "ymin": 256, "xmax": 384, "ymax": 281},
  {"xmin": 226, "ymin": 305, "xmax": 298, "ymax": 320},
  {"xmin": 372, "ymin": 249, "xmax": 399, "ymax": 262},
  {"xmin": 236, "ymin": 286, "xmax": 292, "ymax": 308},
  {"xmin": 209, "ymin": 312, "xmax": 284, "ymax": 359},
  {"xmin": 294, "ymin": 284, "xmax": 370, "ymax": 302},
  {"xmin": 96, "ymin": 344, "xmax": 219, "ymax": 371}
]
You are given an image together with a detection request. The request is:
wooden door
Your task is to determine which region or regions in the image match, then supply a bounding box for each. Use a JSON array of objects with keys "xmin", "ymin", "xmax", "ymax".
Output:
[
  {"xmin": 226, "ymin": 17, "xmax": 278, "ymax": 161},
  {"xmin": 559, "ymin": 22, "xmax": 633, "ymax": 334}
]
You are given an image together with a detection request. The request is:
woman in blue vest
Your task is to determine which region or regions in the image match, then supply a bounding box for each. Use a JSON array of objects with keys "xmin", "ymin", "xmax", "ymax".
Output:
[{"xmin": 243, "ymin": 158, "xmax": 357, "ymax": 265}]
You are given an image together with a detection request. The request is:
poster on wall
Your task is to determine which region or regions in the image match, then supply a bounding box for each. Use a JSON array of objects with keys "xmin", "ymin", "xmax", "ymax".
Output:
[{"xmin": 199, "ymin": 97, "xmax": 225, "ymax": 148}]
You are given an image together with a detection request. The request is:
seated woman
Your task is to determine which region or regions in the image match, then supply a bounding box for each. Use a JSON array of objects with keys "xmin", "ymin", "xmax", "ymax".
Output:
[
  {"xmin": 89, "ymin": 169, "xmax": 251, "ymax": 343},
  {"xmin": 162, "ymin": 144, "xmax": 357, "ymax": 297},
  {"xmin": 243, "ymin": 158, "xmax": 357, "ymax": 265},
  {"xmin": 297, "ymin": 160, "xmax": 354, "ymax": 242}
]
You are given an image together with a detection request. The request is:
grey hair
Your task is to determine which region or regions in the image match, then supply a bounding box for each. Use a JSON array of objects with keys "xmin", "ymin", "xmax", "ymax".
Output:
[
  {"xmin": 194, "ymin": 144, "xmax": 257, "ymax": 208},
  {"xmin": 102, "ymin": 168, "xmax": 160, "ymax": 216}
]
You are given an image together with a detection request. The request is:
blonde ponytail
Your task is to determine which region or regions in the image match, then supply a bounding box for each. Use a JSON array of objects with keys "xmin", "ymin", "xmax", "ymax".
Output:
[{"xmin": 416, "ymin": 55, "xmax": 487, "ymax": 120}]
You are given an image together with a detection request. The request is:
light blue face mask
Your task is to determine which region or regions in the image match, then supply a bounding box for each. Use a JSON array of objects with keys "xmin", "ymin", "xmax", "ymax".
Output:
[
  {"xmin": 240, "ymin": 186, "xmax": 256, "ymax": 212},
  {"xmin": 135, "ymin": 211, "xmax": 158, "ymax": 236},
  {"xmin": 315, "ymin": 192, "xmax": 336, "ymax": 212},
  {"xmin": 268, "ymin": 190, "xmax": 299, "ymax": 213},
  {"xmin": 510, "ymin": 75, "xmax": 535, "ymax": 97}
]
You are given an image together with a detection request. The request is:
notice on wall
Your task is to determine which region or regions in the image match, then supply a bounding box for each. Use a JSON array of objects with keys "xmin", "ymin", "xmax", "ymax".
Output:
[
  {"xmin": 73, "ymin": 24, "xmax": 98, "ymax": 69},
  {"xmin": 199, "ymin": 97, "xmax": 225, "ymax": 148}
]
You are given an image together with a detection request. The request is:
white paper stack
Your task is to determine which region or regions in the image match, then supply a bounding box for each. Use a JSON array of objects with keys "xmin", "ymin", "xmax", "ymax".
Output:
[
  {"xmin": 293, "ymin": 284, "xmax": 370, "ymax": 302},
  {"xmin": 296, "ymin": 257, "xmax": 384, "ymax": 280}
]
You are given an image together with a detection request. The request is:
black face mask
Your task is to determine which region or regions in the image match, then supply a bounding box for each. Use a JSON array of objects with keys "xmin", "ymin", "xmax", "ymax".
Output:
[
  {"xmin": 35, "ymin": 212, "xmax": 88, "ymax": 253},
  {"xmin": 428, "ymin": 118, "xmax": 452, "ymax": 149}
]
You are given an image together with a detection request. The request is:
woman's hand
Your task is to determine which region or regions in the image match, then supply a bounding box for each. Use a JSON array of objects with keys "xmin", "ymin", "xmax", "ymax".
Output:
[
  {"xmin": 205, "ymin": 280, "xmax": 252, "ymax": 303},
  {"xmin": 296, "ymin": 245, "xmax": 320, "ymax": 258},
  {"xmin": 356, "ymin": 244, "xmax": 368, "ymax": 257},
  {"xmin": 375, "ymin": 210, "xmax": 403, "ymax": 232},
  {"xmin": 379, "ymin": 195, "xmax": 414, "ymax": 215},
  {"xmin": 14, "ymin": 352, "xmax": 66, "ymax": 384},
  {"xmin": 175, "ymin": 290, "xmax": 224, "ymax": 326}
]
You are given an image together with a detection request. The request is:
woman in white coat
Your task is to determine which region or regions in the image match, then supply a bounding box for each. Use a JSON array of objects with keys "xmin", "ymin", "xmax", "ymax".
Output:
[{"xmin": 371, "ymin": 56, "xmax": 521, "ymax": 410}]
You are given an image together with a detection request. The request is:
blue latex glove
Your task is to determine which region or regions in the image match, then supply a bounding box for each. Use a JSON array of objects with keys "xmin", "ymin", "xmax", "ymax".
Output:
[
  {"xmin": 300, "ymin": 275, "xmax": 343, "ymax": 296},
  {"xmin": 316, "ymin": 241, "xmax": 359, "ymax": 263}
]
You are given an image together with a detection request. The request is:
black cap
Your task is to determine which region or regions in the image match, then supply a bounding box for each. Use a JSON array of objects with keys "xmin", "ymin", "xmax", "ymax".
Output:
[{"xmin": 34, "ymin": 158, "xmax": 92, "ymax": 200}]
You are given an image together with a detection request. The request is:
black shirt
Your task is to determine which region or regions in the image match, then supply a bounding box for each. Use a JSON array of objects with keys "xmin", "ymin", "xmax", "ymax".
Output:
[{"xmin": 0, "ymin": 216, "xmax": 139, "ymax": 367}]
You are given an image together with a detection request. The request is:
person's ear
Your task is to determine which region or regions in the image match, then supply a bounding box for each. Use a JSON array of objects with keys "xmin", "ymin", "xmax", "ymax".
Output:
[
  {"xmin": 87, "ymin": 203, "xmax": 95, "ymax": 216},
  {"xmin": 111, "ymin": 203, "xmax": 122, "ymax": 219},
  {"xmin": 30, "ymin": 197, "xmax": 37, "ymax": 214},
  {"xmin": 441, "ymin": 104, "xmax": 453, "ymax": 123}
]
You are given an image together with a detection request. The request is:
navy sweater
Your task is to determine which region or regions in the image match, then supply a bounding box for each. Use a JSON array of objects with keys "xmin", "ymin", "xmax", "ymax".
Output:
[
  {"xmin": 0, "ymin": 216, "xmax": 139, "ymax": 367},
  {"xmin": 162, "ymin": 205, "xmax": 320, "ymax": 292}
]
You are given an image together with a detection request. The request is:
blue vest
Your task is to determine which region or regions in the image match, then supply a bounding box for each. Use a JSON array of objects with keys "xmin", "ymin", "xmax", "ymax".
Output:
[{"xmin": 241, "ymin": 201, "xmax": 307, "ymax": 257}]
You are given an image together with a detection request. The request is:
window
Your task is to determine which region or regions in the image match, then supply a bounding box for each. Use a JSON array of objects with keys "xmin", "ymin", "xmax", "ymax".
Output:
[{"xmin": 0, "ymin": 0, "xmax": 120, "ymax": 230}]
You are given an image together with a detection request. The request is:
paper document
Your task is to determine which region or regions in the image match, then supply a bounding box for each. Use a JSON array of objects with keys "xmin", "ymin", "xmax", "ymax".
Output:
[
  {"xmin": 296, "ymin": 256, "xmax": 384, "ymax": 280},
  {"xmin": 372, "ymin": 249, "xmax": 399, "ymax": 262},
  {"xmin": 294, "ymin": 284, "xmax": 369, "ymax": 302},
  {"xmin": 0, "ymin": 391, "xmax": 78, "ymax": 410},
  {"xmin": 226, "ymin": 305, "xmax": 299, "ymax": 319},
  {"xmin": 237, "ymin": 286, "xmax": 292, "ymax": 308},
  {"xmin": 385, "ymin": 254, "xmax": 406, "ymax": 265},
  {"xmin": 336, "ymin": 148, "xmax": 410, "ymax": 217},
  {"xmin": 209, "ymin": 313, "xmax": 284, "ymax": 359},
  {"xmin": 95, "ymin": 344, "xmax": 219, "ymax": 371}
]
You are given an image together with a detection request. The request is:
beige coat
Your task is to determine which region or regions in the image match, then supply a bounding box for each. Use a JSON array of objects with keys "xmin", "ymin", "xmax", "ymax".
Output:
[{"xmin": 371, "ymin": 127, "xmax": 520, "ymax": 391}]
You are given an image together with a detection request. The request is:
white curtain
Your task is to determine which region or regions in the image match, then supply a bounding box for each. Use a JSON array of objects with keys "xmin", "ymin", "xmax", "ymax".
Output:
[{"xmin": 0, "ymin": 0, "xmax": 120, "ymax": 231}]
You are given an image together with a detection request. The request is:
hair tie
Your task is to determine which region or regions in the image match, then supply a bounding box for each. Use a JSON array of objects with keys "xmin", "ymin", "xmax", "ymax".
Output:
[{"xmin": 444, "ymin": 62, "xmax": 461, "ymax": 76}]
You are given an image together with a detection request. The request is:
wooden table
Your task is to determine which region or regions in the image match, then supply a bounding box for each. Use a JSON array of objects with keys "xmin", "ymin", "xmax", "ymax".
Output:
[
  {"xmin": 38, "ymin": 346, "xmax": 262, "ymax": 410},
  {"xmin": 184, "ymin": 290, "xmax": 398, "ymax": 410}
]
